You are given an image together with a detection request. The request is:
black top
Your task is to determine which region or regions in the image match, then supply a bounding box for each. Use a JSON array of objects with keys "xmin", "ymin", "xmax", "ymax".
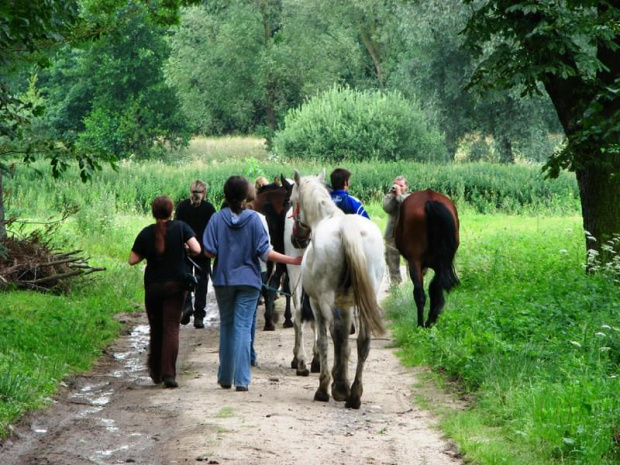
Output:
[
  {"xmin": 132, "ymin": 220, "xmax": 196, "ymax": 284},
  {"xmin": 175, "ymin": 199, "xmax": 216, "ymax": 246}
]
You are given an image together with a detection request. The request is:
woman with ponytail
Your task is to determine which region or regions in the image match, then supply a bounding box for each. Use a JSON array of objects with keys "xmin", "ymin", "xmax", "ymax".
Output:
[
  {"xmin": 203, "ymin": 176, "xmax": 302, "ymax": 392},
  {"xmin": 129, "ymin": 195, "xmax": 201, "ymax": 388}
]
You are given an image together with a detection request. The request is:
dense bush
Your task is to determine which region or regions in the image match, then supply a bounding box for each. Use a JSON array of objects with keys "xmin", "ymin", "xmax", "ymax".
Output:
[{"xmin": 273, "ymin": 85, "xmax": 448, "ymax": 163}]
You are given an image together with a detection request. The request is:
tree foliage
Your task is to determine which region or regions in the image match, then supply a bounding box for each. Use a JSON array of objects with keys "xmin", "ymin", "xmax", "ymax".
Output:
[
  {"xmin": 0, "ymin": 0, "xmax": 199, "ymax": 237},
  {"xmin": 463, "ymin": 0, "xmax": 620, "ymax": 175},
  {"xmin": 462, "ymin": 0, "xmax": 620, "ymax": 257},
  {"xmin": 40, "ymin": 3, "xmax": 191, "ymax": 159},
  {"xmin": 388, "ymin": 0, "xmax": 563, "ymax": 162}
]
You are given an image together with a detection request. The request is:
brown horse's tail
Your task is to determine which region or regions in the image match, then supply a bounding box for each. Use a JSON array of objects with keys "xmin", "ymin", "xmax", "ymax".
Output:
[
  {"xmin": 340, "ymin": 220, "xmax": 385, "ymax": 336},
  {"xmin": 425, "ymin": 201, "xmax": 460, "ymax": 292}
]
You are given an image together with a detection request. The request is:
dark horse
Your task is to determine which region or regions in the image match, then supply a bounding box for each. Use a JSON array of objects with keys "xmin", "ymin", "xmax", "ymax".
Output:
[
  {"xmin": 247, "ymin": 177, "xmax": 294, "ymax": 331},
  {"xmin": 394, "ymin": 189, "xmax": 460, "ymax": 327}
]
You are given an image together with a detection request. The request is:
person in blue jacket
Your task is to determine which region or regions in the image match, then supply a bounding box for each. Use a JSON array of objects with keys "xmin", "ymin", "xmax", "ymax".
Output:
[
  {"xmin": 329, "ymin": 168, "xmax": 370, "ymax": 219},
  {"xmin": 202, "ymin": 176, "xmax": 302, "ymax": 392}
]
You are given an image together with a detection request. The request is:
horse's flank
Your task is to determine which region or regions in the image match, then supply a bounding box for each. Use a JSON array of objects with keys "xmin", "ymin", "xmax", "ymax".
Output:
[{"xmin": 394, "ymin": 188, "xmax": 459, "ymax": 327}]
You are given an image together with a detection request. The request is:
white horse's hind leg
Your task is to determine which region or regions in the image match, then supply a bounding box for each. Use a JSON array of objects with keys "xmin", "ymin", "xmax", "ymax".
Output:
[
  {"xmin": 310, "ymin": 296, "xmax": 331, "ymax": 403},
  {"xmin": 346, "ymin": 323, "xmax": 371, "ymax": 409},
  {"xmin": 330, "ymin": 306, "xmax": 352, "ymax": 402},
  {"xmin": 310, "ymin": 321, "xmax": 320, "ymax": 373}
]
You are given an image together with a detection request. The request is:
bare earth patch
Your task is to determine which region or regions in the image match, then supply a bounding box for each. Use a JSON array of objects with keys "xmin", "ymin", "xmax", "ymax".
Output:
[{"xmin": 0, "ymin": 279, "xmax": 463, "ymax": 465}]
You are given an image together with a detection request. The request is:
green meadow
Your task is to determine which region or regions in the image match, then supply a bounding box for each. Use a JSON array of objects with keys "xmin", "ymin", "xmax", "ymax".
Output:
[{"xmin": 2, "ymin": 139, "xmax": 618, "ymax": 463}]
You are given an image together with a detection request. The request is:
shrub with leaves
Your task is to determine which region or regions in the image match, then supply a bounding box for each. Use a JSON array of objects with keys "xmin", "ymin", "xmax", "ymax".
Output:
[{"xmin": 273, "ymin": 85, "xmax": 448, "ymax": 163}]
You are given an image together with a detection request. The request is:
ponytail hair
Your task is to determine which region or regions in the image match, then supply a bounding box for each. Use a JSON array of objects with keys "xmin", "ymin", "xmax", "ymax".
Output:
[
  {"xmin": 223, "ymin": 176, "xmax": 249, "ymax": 214},
  {"xmin": 151, "ymin": 196, "xmax": 174, "ymax": 256}
]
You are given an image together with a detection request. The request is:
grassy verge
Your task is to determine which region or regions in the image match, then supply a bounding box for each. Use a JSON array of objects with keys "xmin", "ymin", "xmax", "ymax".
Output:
[{"xmin": 384, "ymin": 213, "xmax": 620, "ymax": 464}]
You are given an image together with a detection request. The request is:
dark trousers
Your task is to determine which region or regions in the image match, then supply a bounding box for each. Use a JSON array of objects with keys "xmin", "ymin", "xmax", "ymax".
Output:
[
  {"xmin": 145, "ymin": 280, "xmax": 186, "ymax": 381},
  {"xmin": 184, "ymin": 262, "xmax": 210, "ymax": 319}
]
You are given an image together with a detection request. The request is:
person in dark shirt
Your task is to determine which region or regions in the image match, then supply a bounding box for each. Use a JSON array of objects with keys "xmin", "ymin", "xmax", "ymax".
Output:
[
  {"xmin": 175, "ymin": 180, "xmax": 217, "ymax": 329},
  {"xmin": 329, "ymin": 168, "xmax": 370, "ymax": 218},
  {"xmin": 129, "ymin": 195, "xmax": 201, "ymax": 388}
]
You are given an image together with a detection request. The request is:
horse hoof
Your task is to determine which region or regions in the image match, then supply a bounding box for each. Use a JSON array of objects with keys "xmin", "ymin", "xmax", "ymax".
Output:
[
  {"xmin": 263, "ymin": 323, "xmax": 276, "ymax": 331},
  {"xmin": 282, "ymin": 320, "xmax": 294, "ymax": 328},
  {"xmin": 314, "ymin": 390, "xmax": 330, "ymax": 403},
  {"xmin": 345, "ymin": 396, "xmax": 361, "ymax": 409},
  {"xmin": 296, "ymin": 368, "xmax": 310, "ymax": 377},
  {"xmin": 311, "ymin": 359, "xmax": 320, "ymax": 373},
  {"xmin": 290, "ymin": 358, "xmax": 298, "ymax": 369},
  {"xmin": 332, "ymin": 383, "xmax": 350, "ymax": 402}
]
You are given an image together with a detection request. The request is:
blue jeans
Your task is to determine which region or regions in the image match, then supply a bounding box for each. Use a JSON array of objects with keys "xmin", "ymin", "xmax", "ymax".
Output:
[{"xmin": 214, "ymin": 285, "xmax": 260, "ymax": 388}]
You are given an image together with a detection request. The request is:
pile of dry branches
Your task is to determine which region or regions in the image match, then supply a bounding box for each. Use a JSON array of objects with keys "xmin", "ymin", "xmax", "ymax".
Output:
[{"xmin": 0, "ymin": 233, "xmax": 105, "ymax": 292}]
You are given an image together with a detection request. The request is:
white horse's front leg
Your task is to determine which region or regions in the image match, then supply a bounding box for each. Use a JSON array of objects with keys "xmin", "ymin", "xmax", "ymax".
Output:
[{"xmin": 292, "ymin": 303, "xmax": 309, "ymax": 376}]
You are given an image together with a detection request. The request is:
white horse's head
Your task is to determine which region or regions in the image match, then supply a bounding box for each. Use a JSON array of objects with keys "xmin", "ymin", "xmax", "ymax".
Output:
[{"xmin": 291, "ymin": 169, "xmax": 336, "ymax": 229}]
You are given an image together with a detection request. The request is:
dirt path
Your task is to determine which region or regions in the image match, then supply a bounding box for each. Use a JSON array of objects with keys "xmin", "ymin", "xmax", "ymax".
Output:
[{"xmin": 0, "ymin": 280, "xmax": 463, "ymax": 465}]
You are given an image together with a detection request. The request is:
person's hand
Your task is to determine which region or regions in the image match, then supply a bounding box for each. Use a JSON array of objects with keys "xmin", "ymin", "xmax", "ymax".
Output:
[
  {"xmin": 291, "ymin": 256, "xmax": 303, "ymax": 266},
  {"xmin": 391, "ymin": 179, "xmax": 406, "ymax": 196}
]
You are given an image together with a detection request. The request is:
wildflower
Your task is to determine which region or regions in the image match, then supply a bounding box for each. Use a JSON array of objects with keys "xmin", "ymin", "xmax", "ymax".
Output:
[{"xmin": 569, "ymin": 341, "xmax": 582, "ymax": 348}]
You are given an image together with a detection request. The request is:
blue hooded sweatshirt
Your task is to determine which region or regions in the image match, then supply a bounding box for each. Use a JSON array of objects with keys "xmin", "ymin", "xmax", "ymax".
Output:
[{"xmin": 202, "ymin": 208, "xmax": 272, "ymax": 290}]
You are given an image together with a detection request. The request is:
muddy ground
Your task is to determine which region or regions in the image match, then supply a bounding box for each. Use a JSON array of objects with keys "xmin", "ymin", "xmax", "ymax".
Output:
[{"xmin": 0, "ymin": 279, "xmax": 463, "ymax": 465}]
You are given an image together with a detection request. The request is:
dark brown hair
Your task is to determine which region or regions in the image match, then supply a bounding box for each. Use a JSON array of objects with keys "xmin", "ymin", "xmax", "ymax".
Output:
[
  {"xmin": 330, "ymin": 168, "xmax": 351, "ymax": 190},
  {"xmin": 152, "ymin": 196, "xmax": 174, "ymax": 255},
  {"xmin": 223, "ymin": 176, "xmax": 249, "ymax": 214}
]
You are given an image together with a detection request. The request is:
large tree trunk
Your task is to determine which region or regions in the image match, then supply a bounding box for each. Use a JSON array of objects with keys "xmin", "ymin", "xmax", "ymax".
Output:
[
  {"xmin": 0, "ymin": 170, "xmax": 6, "ymax": 239},
  {"xmin": 576, "ymin": 158, "xmax": 620, "ymax": 262}
]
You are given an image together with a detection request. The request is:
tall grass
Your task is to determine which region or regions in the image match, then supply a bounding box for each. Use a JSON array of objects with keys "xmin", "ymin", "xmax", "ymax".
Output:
[
  {"xmin": 385, "ymin": 215, "xmax": 620, "ymax": 464},
  {"xmin": 5, "ymin": 157, "xmax": 579, "ymax": 221}
]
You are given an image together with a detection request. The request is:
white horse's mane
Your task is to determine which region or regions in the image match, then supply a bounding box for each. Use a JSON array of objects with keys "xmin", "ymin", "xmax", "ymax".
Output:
[{"xmin": 299, "ymin": 175, "xmax": 341, "ymax": 225}]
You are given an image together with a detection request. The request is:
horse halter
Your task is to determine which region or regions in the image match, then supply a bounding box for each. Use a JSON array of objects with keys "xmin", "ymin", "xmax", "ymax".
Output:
[{"xmin": 290, "ymin": 203, "xmax": 311, "ymax": 249}]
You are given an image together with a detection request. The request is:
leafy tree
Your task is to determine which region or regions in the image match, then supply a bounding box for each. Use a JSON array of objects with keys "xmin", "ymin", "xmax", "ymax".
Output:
[
  {"xmin": 389, "ymin": 0, "xmax": 562, "ymax": 163},
  {"xmin": 463, "ymin": 0, "xmax": 620, "ymax": 258},
  {"xmin": 40, "ymin": 3, "xmax": 191, "ymax": 159},
  {"xmin": 0, "ymin": 0, "xmax": 198, "ymax": 237},
  {"xmin": 166, "ymin": 0, "xmax": 365, "ymax": 138}
]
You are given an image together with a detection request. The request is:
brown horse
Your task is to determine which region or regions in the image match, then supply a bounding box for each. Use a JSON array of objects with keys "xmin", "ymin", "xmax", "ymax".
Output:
[
  {"xmin": 394, "ymin": 189, "xmax": 460, "ymax": 327},
  {"xmin": 247, "ymin": 177, "xmax": 294, "ymax": 330}
]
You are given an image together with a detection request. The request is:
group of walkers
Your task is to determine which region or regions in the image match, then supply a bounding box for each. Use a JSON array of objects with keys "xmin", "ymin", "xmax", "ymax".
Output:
[{"xmin": 128, "ymin": 170, "xmax": 410, "ymax": 391}]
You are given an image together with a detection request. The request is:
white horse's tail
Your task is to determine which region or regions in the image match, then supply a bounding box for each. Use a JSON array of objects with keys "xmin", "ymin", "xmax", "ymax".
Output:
[{"xmin": 340, "ymin": 219, "xmax": 385, "ymax": 337}]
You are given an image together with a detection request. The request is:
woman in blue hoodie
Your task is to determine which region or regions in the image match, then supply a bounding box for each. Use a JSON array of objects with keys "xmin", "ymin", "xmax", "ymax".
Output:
[{"xmin": 203, "ymin": 176, "xmax": 302, "ymax": 391}]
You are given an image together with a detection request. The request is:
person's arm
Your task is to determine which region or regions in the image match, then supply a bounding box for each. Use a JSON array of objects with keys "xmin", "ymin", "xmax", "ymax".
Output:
[
  {"xmin": 128, "ymin": 250, "xmax": 143, "ymax": 265},
  {"xmin": 186, "ymin": 236, "xmax": 201, "ymax": 256},
  {"xmin": 382, "ymin": 193, "xmax": 398, "ymax": 214},
  {"xmin": 268, "ymin": 250, "xmax": 302, "ymax": 265}
]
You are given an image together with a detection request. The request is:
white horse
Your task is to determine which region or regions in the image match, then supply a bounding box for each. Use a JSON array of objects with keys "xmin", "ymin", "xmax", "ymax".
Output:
[
  {"xmin": 291, "ymin": 170, "xmax": 385, "ymax": 409},
  {"xmin": 284, "ymin": 200, "xmax": 319, "ymax": 376}
]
